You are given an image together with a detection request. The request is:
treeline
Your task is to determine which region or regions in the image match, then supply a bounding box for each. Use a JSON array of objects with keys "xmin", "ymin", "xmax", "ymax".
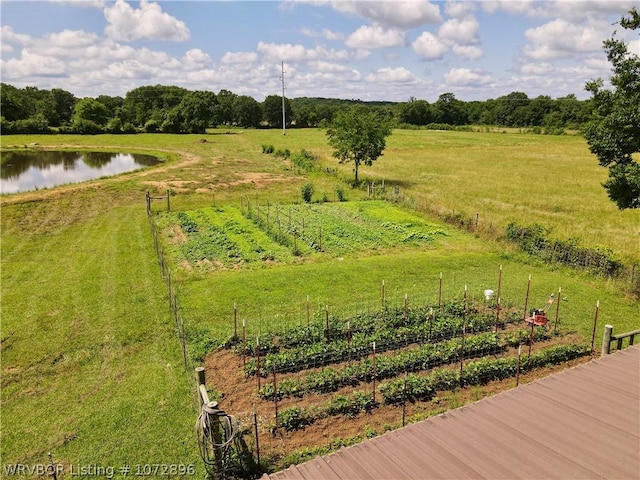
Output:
[{"xmin": 1, "ymin": 83, "xmax": 593, "ymax": 135}]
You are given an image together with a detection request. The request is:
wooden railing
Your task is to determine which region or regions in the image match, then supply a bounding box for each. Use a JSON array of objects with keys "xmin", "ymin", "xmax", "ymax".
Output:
[{"xmin": 601, "ymin": 325, "xmax": 640, "ymax": 356}]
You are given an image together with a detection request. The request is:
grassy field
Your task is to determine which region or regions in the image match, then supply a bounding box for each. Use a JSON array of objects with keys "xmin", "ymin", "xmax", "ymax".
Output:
[{"xmin": 1, "ymin": 129, "xmax": 638, "ymax": 475}]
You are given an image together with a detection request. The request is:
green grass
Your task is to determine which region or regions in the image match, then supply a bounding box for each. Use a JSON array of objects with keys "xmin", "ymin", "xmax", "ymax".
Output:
[
  {"xmin": 1, "ymin": 129, "xmax": 638, "ymax": 474},
  {"xmin": 1, "ymin": 195, "xmax": 203, "ymax": 475}
]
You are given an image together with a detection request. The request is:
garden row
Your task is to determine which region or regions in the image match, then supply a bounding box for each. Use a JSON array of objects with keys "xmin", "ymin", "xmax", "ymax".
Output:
[
  {"xmin": 225, "ymin": 301, "xmax": 524, "ymax": 376},
  {"xmin": 273, "ymin": 343, "xmax": 590, "ymax": 432},
  {"xmin": 258, "ymin": 328, "xmax": 550, "ymax": 400},
  {"xmin": 242, "ymin": 200, "xmax": 447, "ymax": 257}
]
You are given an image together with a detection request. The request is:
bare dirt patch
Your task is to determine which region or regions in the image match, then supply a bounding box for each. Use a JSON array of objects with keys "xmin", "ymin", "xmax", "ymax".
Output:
[{"xmin": 204, "ymin": 332, "xmax": 593, "ymax": 471}]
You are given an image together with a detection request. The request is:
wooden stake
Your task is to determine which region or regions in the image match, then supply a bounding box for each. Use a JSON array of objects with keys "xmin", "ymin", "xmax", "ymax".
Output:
[
  {"xmin": 372, "ymin": 342, "xmax": 377, "ymax": 403},
  {"xmin": 253, "ymin": 405, "xmax": 261, "ymax": 467}
]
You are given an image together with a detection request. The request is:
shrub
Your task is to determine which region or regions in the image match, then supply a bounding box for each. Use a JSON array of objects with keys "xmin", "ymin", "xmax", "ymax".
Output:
[
  {"xmin": 291, "ymin": 149, "xmax": 318, "ymax": 172},
  {"xmin": 262, "ymin": 144, "xmax": 274, "ymax": 154},
  {"xmin": 336, "ymin": 187, "xmax": 347, "ymax": 202},
  {"xmin": 301, "ymin": 182, "xmax": 314, "ymax": 203}
]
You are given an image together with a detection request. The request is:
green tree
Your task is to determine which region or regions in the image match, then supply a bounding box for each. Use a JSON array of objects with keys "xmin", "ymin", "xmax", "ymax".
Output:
[
  {"xmin": 583, "ymin": 7, "xmax": 640, "ymax": 209},
  {"xmin": 178, "ymin": 90, "xmax": 218, "ymax": 133},
  {"xmin": 326, "ymin": 105, "xmax": 393, "ymax": 184},
  {"xmin": 233, "ymin": 95, "xmax": 262, "ymax": 128},
  {"xmin": 263, "ymin": 94, "xmax": 292, "ymax": 129},
  {"xmin": 433, "ymin": 92, "xmax": 468, "ymax": 125},
  {"xmin": 398, "ymin": 98, "xmax": 433, "ymax": 125},
  {"xmin": 73, "ymin": 98, "xmax": 110, "ymax": 127}
]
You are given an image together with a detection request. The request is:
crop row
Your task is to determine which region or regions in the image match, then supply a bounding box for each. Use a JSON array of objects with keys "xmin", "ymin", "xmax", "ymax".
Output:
[
  {"xmin": 241, "ymin": 305, "xmax": 523, "ymax": 376},
  {"xmin": 273, "ymin": 343, "xmax": 590, "ymax": 432},
  {"xmin": 259, "ymin": 328, "xmax": 549, "ymax": 400}
]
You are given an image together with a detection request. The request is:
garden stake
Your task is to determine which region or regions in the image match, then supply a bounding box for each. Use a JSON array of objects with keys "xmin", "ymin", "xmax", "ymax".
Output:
[
  {"xmin": 516, "ymin": 345, "xmax": 522, "ymax": 386},
  {"xmin": 591, "ymin": 300, "xmax": 600, "ymax": 353},
  {"xmin": 497, "ymin": 265, "xmax": 503, "ymax": 304},
  {"xmin": 273, "ymin": 367, "xmax": 278, "ymax": 428},
  {"xmin": 253, "ymin": 405, "xmax": 261, "ymax": 467},
  {"xmin": 429, "ymin": 307, "xmax": 433, "ymax": 342},
  {"xmin": 242, "ymin": 319, "xmax": 246, "ymax": 368},
  {"xmin": 404, "ymin": 293, "xmax": 408, "ymax": 326},
  {"xmin": 233, "ymin": 303, "xmax": 238, "ymax": 340},
  {"xmin": 381, "ymin": 280, "xmax": 386, "ymax": 310},
  {"xmin": 402, "ymin": 372, "xmax": 408, "ymax": 427},
  {"xmin": 527, "ymin": 321, "xmax": 535, "ymax": 360},
  {"xmin": 372, "ymin": 342, "xmax": 377, "ymax": 403},
  {"xmin": 494, "ymin": 297, "xmax": 501, "ymax": 333},
  {"xmin": 325, "ymin": 305, "xmax": 330, "ymax": 341},
  {"xmin": 459, "ymin": 286, "xmax": 467, "ymax": 387},
  {"xmin": 48, "ymin": 452, "xmax": 58, "ymax": 480},
  {"xmin": 553, "ymin": 287, "xmax": 561, "ymax": 333},
  {"xmin": 523, "ymin": 274, "xmax": 531, "ymax": 320},
  {"xmin": 346, "ymin": 321, "xmax": 352, "ymax": 360},
  {"xmin": 256, "ymin": 338, "xmax": 261, "ymax": 390},
  {"xmin": 306, "ymin": 295, "xmax": 310, "ymax": 327},
  {"xmin": 438, "ymin": 272, "xmax": 443, "ymax": 311}
]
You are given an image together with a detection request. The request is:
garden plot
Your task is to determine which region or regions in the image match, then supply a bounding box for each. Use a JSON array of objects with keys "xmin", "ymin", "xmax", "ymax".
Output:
[{"xmin": 164, "ymin": 200, "xmax": 449, "ymax": 271}]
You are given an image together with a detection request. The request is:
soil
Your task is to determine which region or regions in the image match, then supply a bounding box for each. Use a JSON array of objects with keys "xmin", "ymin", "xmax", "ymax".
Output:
[{"xmin": 203, "ymin": 330, "xmax": 593, "ymax": 471}]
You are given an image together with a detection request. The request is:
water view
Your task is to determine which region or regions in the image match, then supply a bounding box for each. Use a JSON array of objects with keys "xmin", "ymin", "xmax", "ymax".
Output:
[{"xmin": 0, "ymin": 151, "xmax": 161, "ymax": 194}]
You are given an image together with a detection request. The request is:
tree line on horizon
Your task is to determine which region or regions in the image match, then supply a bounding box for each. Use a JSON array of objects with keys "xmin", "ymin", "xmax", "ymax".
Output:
[{"xmin": 1, "ymin": 82, "xmax": 592, "ymax": 135}]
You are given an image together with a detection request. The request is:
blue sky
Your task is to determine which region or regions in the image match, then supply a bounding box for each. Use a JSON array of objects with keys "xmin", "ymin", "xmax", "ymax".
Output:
[{"xmin": 1, "ymin": 1, "xmax": 638, "ymax": 102}]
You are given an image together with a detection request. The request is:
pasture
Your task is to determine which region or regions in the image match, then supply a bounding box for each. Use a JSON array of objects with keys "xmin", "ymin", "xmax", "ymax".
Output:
[{"xmin": 1, "ymin": 129, "xmax": 638, "ymax": 476}]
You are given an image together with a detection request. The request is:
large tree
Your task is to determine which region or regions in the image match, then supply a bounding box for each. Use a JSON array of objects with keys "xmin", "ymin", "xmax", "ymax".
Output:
[
  {"xmin": 326, "ymin": 105, "xmax": 393, "ymax": 184},
  {"xmin": 583, "ymin": 7, "xmax": 640, "ymax": 209}
]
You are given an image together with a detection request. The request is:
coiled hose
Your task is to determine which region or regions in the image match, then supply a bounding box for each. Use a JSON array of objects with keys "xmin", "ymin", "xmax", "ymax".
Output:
[{"xmin": 196, "ymin": 402, "xmax": 238, "ymax": 478}]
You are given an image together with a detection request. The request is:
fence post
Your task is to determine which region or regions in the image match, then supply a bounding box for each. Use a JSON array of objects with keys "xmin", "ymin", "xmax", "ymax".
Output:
[
  {"xmin": 601, "ymin": 324, "xmax": 613, "ymax": 356},
  {"xmin": 166, "ymin": 189, "xmax": 170, "ymax": 212}
]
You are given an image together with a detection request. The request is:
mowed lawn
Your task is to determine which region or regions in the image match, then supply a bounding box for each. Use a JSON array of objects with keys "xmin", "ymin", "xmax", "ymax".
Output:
[{"xmin": 1, "ymin": 129, "xmax": 638, "ymax": 473}]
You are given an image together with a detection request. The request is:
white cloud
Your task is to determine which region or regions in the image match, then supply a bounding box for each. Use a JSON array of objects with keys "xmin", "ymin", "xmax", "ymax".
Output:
[
  {"xmin": 519, "ymin": 62, "xmax": 555, "ymax": 75},
  {"xmin": 300, "ymin": 27, "xmax": 345, "ymax": 41},
  {"xmin": 345, "ymin": 25, "xmax": 405, "ymax": 49},
  {"xmin": 3, "ymin": 49, "xmax": 67, "ymax": 78},
  {"xmin": 523, "ymin": 18, "xmax": 609, "ymax": 60},
  {"xmin": 444, "ymin": 68, "xmax": 492, "ymax": 86},
  {"xmin": 257, "ymin": 41, "xmax": 353, "ymax": 62},
  {"xmin": 412, "ymin": 31, "xmax": 448, "ymax": 59},
  {"xmin": 103, "ymin": 0, "xmax": 189, "ymax": 42},
  {"xmin": 365, "ymin": 67, "xmax": 417, "ymax": 84},
  {"xmin": 452, "ymin": 44, "xmax": 483, "ymax": 60},
  {"xmin": 1, "ymin": 26, "xmax": 32, "ymax": 47},
  {"xmin": 182, "ymin": 49, "xmax": 213, "ymax": 69},
  {"xmin": 331, "ymin": 1, "xmax": 441, "ymax": 28},
  {"xmin": 481, "ymin": 0, "xmax": 537, "ymax": 16},
  {"xmin": 221, "ymin": 51, "xmax": 258, "ymax": 65},
  {"xmin": 444, "ymin": 1, "xmax": 476, "ymax": 19},
  {"xmin": 438, "ymin": 17, "xmax": 479, "ymax": 45}
]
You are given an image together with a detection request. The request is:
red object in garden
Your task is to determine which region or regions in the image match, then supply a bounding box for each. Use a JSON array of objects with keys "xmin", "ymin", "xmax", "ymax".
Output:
[{"xmin": 525, "ymin": 308, "xmax": 549, "ymax": 326}]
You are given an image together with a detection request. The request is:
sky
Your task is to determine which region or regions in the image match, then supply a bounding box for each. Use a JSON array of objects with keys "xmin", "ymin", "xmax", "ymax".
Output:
[{"xmin": 1, "ymin": 0, "xmax": 638, "ymax": 102}]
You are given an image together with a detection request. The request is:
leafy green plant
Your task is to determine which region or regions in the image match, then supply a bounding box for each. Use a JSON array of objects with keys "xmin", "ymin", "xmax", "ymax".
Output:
[{"xmin": 301, "ymin": 183, "xmax": 314, "ymax": 203}]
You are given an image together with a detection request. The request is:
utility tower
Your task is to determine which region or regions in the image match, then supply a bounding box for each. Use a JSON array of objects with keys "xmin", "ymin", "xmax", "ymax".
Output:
[{"xmin": 281, "ymin": 61, "xmax": 286, "ymax": 136}]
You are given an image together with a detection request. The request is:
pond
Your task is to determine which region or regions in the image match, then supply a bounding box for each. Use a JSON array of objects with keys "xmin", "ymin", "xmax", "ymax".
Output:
[{"xmin": 0, "ymin": 150, "xmax": 161, "ymax": 194}]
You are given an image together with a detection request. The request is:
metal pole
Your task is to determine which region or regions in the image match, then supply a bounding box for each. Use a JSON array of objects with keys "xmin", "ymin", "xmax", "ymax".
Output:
[
  {"xmin": 306, "ymin": 295, "xmax": 310, "ymax": 327},
  {"xmin": 381, "ymin": 280, "xmax": 385, "ymax": 310},
  {"xmin": 372, "ymin": 342, "xmax": 377, "ymax": 403},
  {"xmin": 515, "ymin": 345, "xmax": 522, "ymax": 386},
  {"xmin": 234, "ymin": 303, "xmax": 238, "ymax": 340},
  {"xmin": 553, "ymin": 287, "xmax": 561, "ymax": 333},
  {"xmin": 438, "ymin": 272, "xmax": 443, "ymax": 311},
  {"xmin": 242, "ymin": 319, "xmax": 246, "ymax": 368},
  {"xmin": 402, "ymin": 372, "xmax": 408, "ymax": 427},
  {"xmin": 273, "ymin": 366, "xmax": 278, "ymax": 426},
  {"xmin": 523, "ymin": 274, "xmax": 531, "ymax": 320},
  {"xmin": 601, "ymin": 325, "xmax": 613, "ymax": 356},
  {"xmin": 404, "ymin": 293, "xmax": 408, "ymax": 326},
  {"xmin": 495, "ymin": 297, "xmax": 501, "ymax": 333},
  {"xmin": 459, "ymin": 286, "xmax": 467, "ymax": 387},
  {"xmin": 253, "ymin": 405, "xmax": 261, "ymax": 468},
  {"xmin": 256, "ymin": 338, "xmax": 261, "ymax": 390},
  {"xmin": 590, "ymin": 300, "xmax": 600, "ymax": 353},
  {"xmin": 325, "ymin": 305, "xmax": 330, "ymax": 341}
]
